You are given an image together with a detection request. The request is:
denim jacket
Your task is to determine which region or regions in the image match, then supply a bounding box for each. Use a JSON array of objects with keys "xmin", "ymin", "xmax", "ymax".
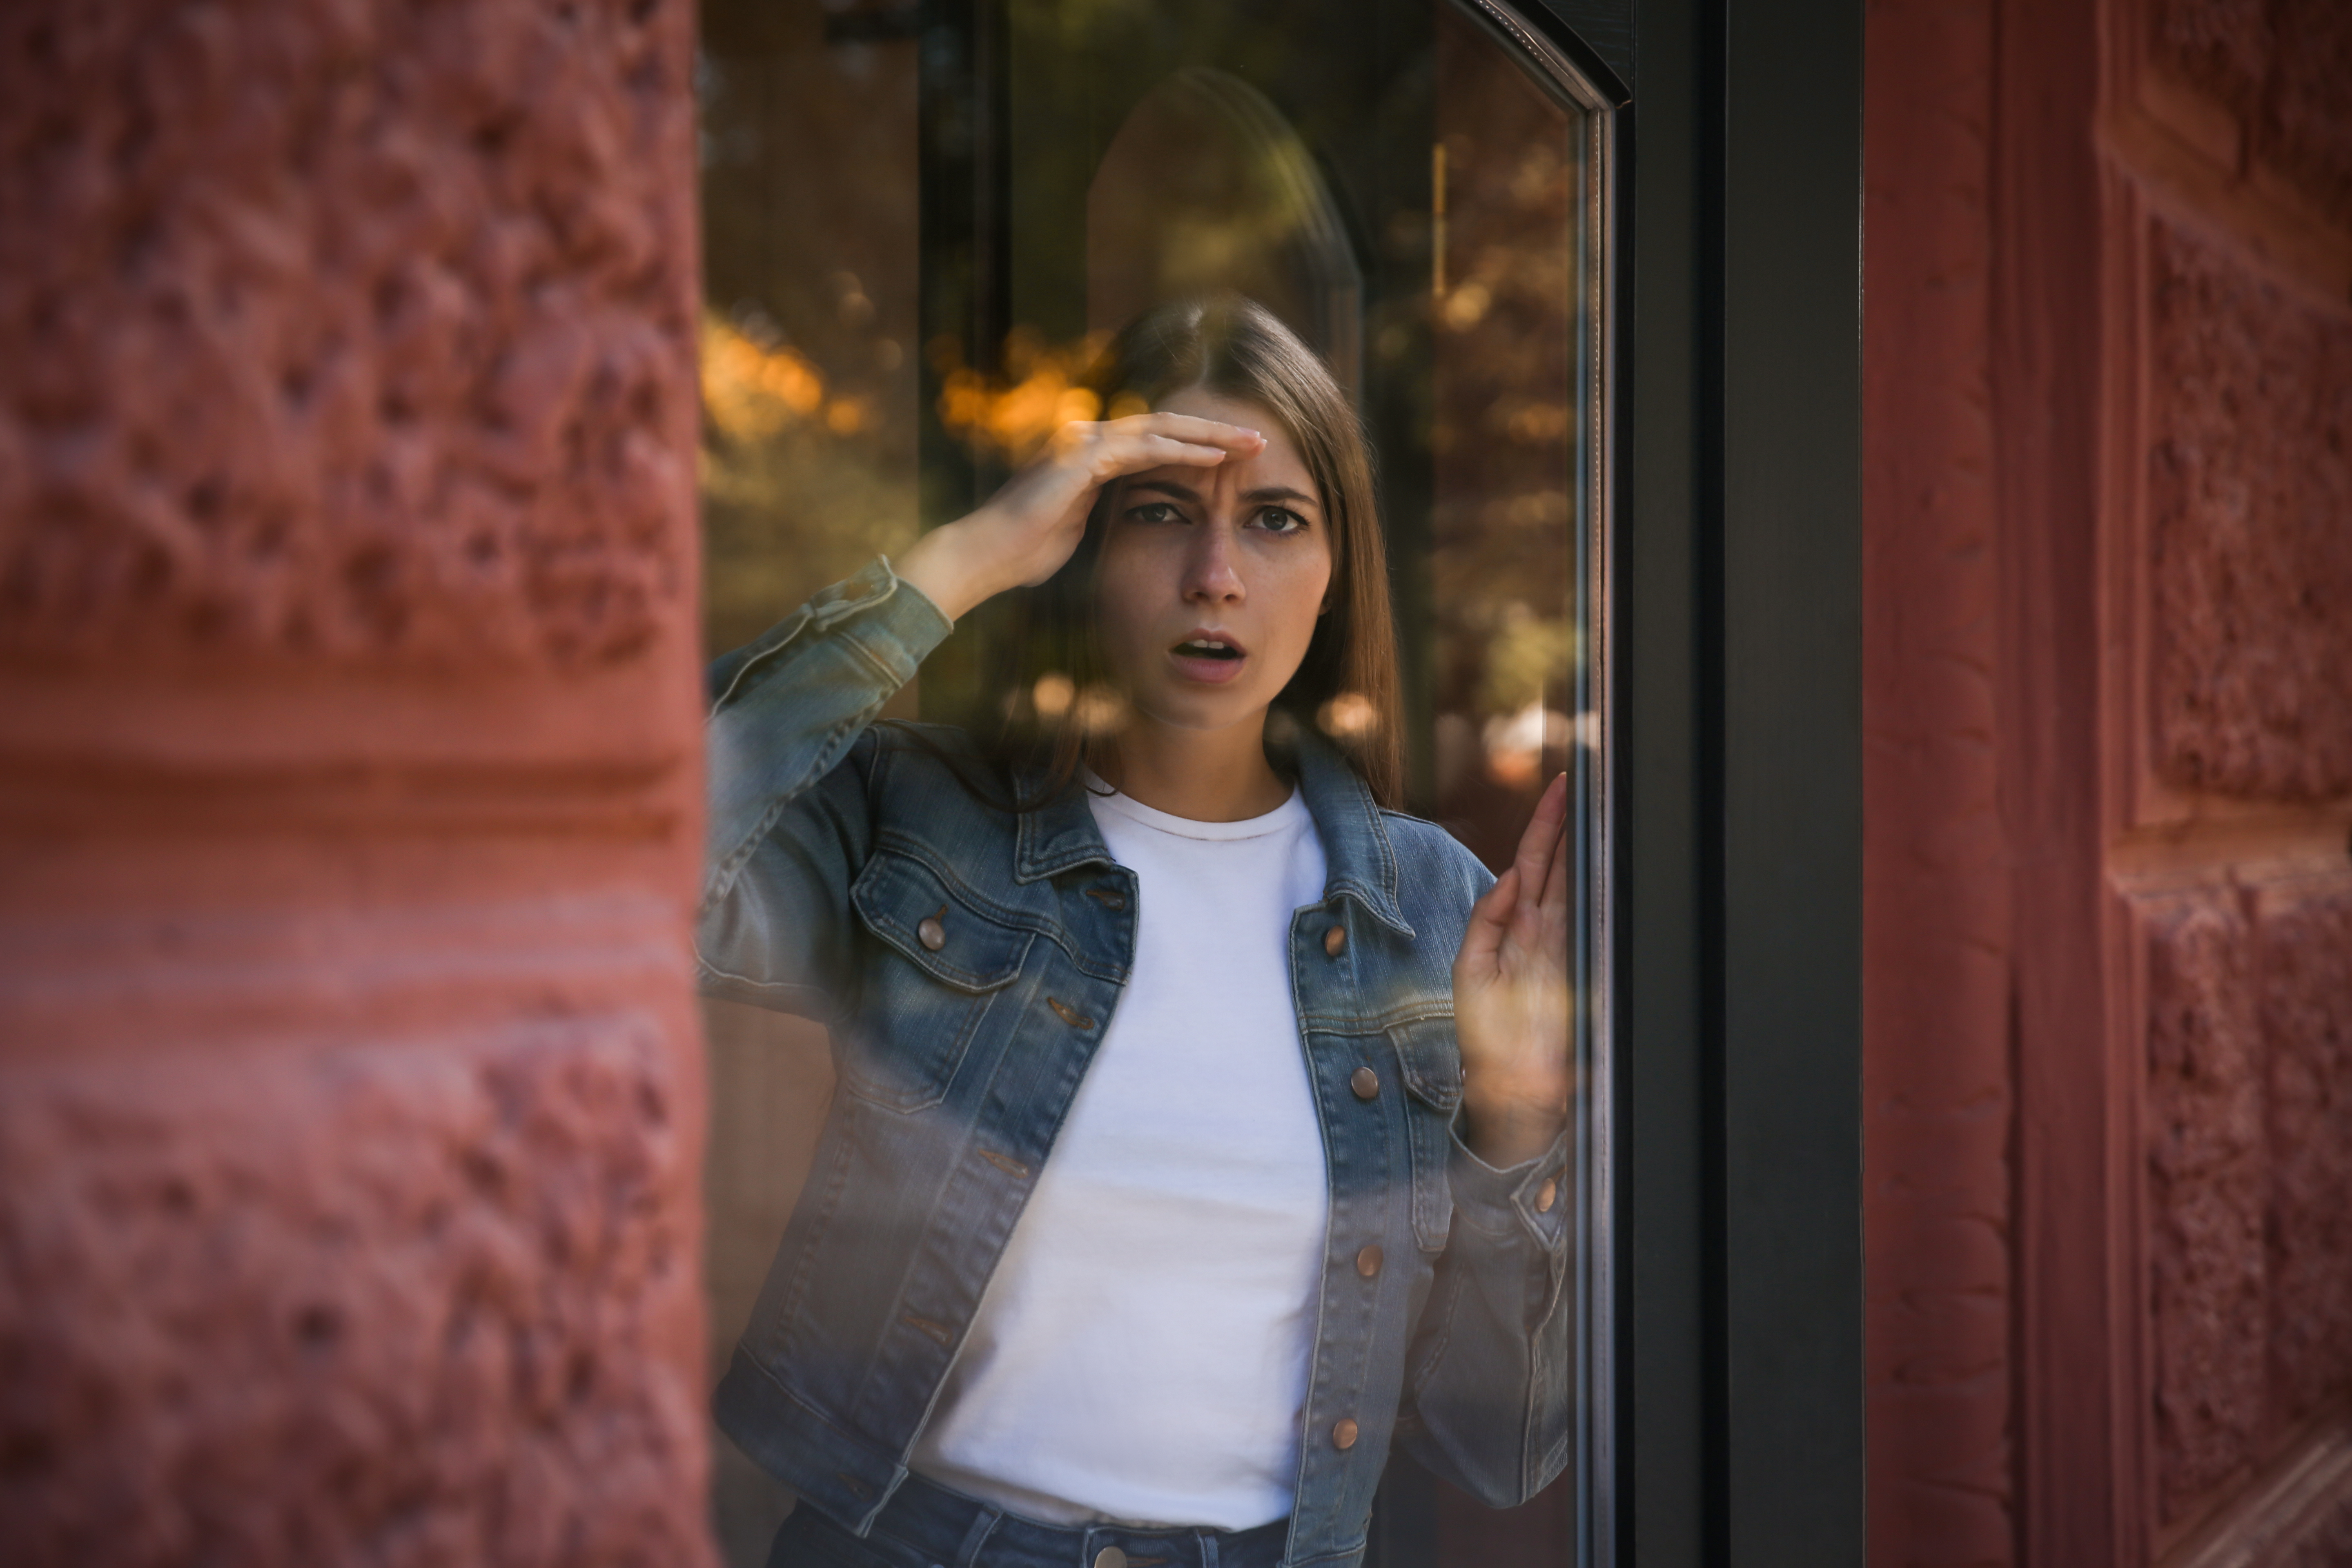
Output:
[{"xmin": 698, "ymin": 558, "xmax": 1573, "ymax": 1568}]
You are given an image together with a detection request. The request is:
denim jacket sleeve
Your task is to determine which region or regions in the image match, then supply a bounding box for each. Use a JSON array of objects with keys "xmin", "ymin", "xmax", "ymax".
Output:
[
  {"xmin": 697, "ymin": 556, "xmax": 954, "ymax": 1018},
  {"xmin": 1399, "ymin": 1115, "xmax": 1576, "ymax": 1506}
]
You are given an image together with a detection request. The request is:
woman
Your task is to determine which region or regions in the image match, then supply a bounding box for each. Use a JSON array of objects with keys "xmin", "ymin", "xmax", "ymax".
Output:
[{"xmin": 700, "ymin": 296, "xmax": 1572, "ymax": 1568}]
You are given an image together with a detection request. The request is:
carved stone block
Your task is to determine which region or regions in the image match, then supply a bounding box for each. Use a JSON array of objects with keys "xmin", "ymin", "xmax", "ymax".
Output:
[
  {"xmin": 0, "ymin": 0, "xmax": 696, "ymax": 665},
  {"xmin": 2148, "ymin": 218, "xmax": 2352, "ymax": 802},
  {"xmin": 0, "ymin": 1016, "xmax": 706, "ymax": 1567},
  {"xmin": 2151, "ymin": 0, "xmax": 2352, "ymax": 226},
  {"xmin": 2260, "ymin": 878, "xmax": 2352, "ymax": 1429},
  {"xmin": 2147, "ymin": 892, "xmax": 2270, "ymax": 1517}
]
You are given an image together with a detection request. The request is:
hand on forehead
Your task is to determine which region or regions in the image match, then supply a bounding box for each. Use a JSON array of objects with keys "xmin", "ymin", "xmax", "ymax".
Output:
[{"xmin": 1136, "ymin": 389, "xmax": 1319, "ymax": 516}]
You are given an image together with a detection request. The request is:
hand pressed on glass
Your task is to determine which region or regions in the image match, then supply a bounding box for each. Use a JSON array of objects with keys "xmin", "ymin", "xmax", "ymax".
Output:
[{"xmin": 1454, "ymin": 771, "xmax": 1574, "ymax": 1169}]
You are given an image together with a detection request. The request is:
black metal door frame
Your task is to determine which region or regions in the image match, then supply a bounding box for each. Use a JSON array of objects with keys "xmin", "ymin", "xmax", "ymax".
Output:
[{"xmin": 1607, "ymin": 0, "xmax": 1864, "ymax": 1561}]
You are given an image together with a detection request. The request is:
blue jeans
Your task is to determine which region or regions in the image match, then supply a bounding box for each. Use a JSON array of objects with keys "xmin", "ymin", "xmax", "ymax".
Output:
[{"xmin": 766, "ymin": 1474, "xmax": 1291, "ymax": 1568}]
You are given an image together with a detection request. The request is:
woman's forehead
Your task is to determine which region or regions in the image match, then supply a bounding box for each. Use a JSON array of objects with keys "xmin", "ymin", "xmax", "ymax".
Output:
[
  {"xmin": 1149, "ymin": 388, "xmax": 1316, "ymax": 497},
  {"xmin": 1156, "ymin": 384, "xmax": 1276, "ymax": 431}
]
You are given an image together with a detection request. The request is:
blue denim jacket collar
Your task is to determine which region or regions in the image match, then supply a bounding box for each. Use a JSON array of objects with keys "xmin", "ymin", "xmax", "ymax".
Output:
[{"xmin": 1009, "ymin": 730, "xmax": 1416, "ymax": 938}]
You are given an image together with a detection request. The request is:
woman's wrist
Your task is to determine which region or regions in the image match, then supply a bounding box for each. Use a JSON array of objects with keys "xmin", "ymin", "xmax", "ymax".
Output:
[
  {"xmin": 894, "ymin": 516, "xmax": 1002, "ymax": 624},
  {"xmin": 1459, "ymin": 1082, "xmax": 1568, "ymax": 1170}
]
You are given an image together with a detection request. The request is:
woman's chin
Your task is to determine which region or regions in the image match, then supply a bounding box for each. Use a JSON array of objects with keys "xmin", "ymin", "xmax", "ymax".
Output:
[{"xmin": 1127, "ymin": 689, "xmax": 1273, "ymax": 739}]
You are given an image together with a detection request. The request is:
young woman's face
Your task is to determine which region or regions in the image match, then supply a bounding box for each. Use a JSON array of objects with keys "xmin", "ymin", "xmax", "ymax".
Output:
[{"xmin": 1093, "ymin": 387, "xmax": 1334, "ymax": 740}]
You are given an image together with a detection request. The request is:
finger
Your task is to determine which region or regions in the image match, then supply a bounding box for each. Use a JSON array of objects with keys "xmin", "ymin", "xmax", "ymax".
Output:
[
  {"xmin": 1127, "ymin": 433, "xmax": 1236, "ymax": 465},
  {"xmin": 1507, "ymin": 777, "xmax": 1571, "ymax": 953},
  {"xmin": 1110, "ymin": 412, "xmax": 1268, "ymax": 453},
  {"xmin": 1457, "ymin": 866, "xmax": 1518, "ymax": 977},
  {"xmin": 1537, "ymin": 774, "xmax": 1572, "ymax": 919},
  {"xmin": 1508, "ymin": 772, "xmax": 1570, "ymax": 903},
  {"xmin": 1086, "ymin": 432, "xmax": 1235, "ymax": 481}
]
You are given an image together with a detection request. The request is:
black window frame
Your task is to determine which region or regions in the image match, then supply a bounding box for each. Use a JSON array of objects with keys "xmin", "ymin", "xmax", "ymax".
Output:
[{"xmin": 1609, "ymin": 0, "xmax": 1864, "ymax": 1561}]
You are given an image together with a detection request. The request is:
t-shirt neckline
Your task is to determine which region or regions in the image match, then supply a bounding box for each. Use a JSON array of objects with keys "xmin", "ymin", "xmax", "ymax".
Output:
[{"xmin": 1080, "ymin": 768, "xmax": 1309, "ymax": 842}]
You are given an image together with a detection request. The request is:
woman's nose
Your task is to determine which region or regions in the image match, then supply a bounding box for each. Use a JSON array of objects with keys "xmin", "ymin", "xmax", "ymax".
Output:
[{"xmin": 1182, "ymin": 523, "xmax": 1246, "ymax": 602}]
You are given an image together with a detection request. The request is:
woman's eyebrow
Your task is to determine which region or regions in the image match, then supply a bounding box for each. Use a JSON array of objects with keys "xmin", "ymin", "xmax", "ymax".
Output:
[
  {"xmin": 1242, "ymin": 485, "xmax": 1319, "ymax": 509},
  {"xmin": 1129, "ymin": 478, "xmax": 1319, "ymax": 511}
]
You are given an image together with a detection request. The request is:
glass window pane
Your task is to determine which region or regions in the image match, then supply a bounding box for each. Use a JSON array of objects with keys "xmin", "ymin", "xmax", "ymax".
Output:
[
  {"xmin": 695, "ymin": 9, "xmax": 922, "ymax": 1561},
  {"xmin": 697, "ymin": 3, "xmax": 1614, "ymax": 1563},
  {"xmin": 698, "ymin": 6, "xmax": 921, "ymax": 659}
]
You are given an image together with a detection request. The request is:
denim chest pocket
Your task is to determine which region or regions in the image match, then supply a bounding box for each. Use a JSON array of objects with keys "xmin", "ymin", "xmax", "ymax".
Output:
[
  {"xmin": 1386, "ymin": 1016, "xmax": 1463, "ymax": 1251},
  {"xmin": 844, "ymin": 850, "xmax": 1034, "ymax": 1112}
]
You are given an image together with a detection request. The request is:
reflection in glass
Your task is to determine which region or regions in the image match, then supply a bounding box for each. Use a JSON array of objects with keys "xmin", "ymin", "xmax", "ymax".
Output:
[
  {"xmin": 695, "ymin": 9, "xmax": 923, "ymax": 1562},
  {"xmin": 695, "ymin": 1, "xmax": 1612, "ymax": 1563},
  {"xmin": 697, "ymin": 8, "xmax": 921, "ymax": 658},
  {"xmin": 1089, "ymin": 68, "xmax": 1363, "ymax": 398},
  {"xmin": 1427, "ymin": 0, "xmax": 1588, "ymax": 876}
]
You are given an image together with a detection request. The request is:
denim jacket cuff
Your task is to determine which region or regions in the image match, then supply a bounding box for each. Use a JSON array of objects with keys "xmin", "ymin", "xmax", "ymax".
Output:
[
  {"xmin": 1447, "ymin": 1122, "xmax": 1573, "ymax": 1248},
  {"xmin": 707, "ymin": 555, "xmax": 953, "ymax": 714},
  {"xmin": 701, "ymin": 557, "xmax": 955, "ymax": 911}
]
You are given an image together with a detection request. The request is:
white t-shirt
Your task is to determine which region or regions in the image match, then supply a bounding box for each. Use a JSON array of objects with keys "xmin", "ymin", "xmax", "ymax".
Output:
[{"xmin": 907, "ymin": 778, "xmax": 1333, "ymax": 1528}]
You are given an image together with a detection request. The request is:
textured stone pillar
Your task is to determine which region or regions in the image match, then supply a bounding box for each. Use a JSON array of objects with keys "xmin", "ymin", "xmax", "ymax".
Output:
[
  {"xmin": 1860, "ymin": 1, "xmax": 2015, "ymax": 1562},
  {"xmin": 1866, "ymin": 0, "xmax": 2352, "ymax": 1562},
  {"xmin": 2137, "ymin": 215, "xmax": 2352, "ymax": 1535},
  {"xmin": 2107, "ymin": 0, "xmax": 2352, "ymax": 1558},
  {"xmin": 0, "ymin": 3, "xmax": 714, "ymax": 1563}
]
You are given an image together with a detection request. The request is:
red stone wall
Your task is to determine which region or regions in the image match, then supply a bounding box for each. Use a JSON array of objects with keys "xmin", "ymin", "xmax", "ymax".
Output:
[
  {"xmin": 2116, "ymin": 0, "xmax": 2352, "ymax": 1547},
  {"xmin": 2136, "ymin": 870, "xmax": 2352, "ymax": 1535},
  {"xmin": 1861, "ymin": 0, "xmax": 2014, "ymax": 1560},
  {"xmin": 2132, "ymin": 186, "xmax": 2352, "ymax": 1527},
  {"xmin": 2148, "ymin": 0, "xmax": 2352, "ymax": 230},
  {"xmin": 0, "ymin": 2, "xmax": 714, "ymax": 1563},
  {"xmin": 2261, "ymin": 882, "xmax": 2352, "ymax": 1425},
  {"xmin": 1866, "ymin": 0, "xmax": 2352, "ymax": 1562},
  {"xmin": 2147, "ymin": 220, "xmax": 2352, "ymax": 802},
  {"xmin": 2145, "ymin": 892, "xmax": 2267, "ymax": 1510}
]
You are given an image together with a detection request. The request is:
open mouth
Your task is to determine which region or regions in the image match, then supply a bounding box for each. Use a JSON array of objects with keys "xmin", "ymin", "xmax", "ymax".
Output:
[{"xmin": 1173, "ymin": 638, "xmax": 1244, "ymax": 662}]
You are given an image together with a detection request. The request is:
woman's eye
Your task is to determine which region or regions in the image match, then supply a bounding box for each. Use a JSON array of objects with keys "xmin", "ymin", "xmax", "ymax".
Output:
[
  {"xmin": 1125, "ymin": 502, "xmax": 1182, "ymax": 525},
  {"xmin": 1254, "ymin": 507, "xmax": 1307, "ymax": 535}
]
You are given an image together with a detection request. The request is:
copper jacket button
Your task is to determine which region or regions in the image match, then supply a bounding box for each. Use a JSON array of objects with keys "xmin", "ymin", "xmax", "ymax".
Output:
[
  {"xmin": 1356, "ymin": 1243, "xmax": 1383, "ymax": 1278},
  {"xmin": 1350, "ymin": 1066, "xmax": 1379, "ymax": 1100},
  {"xmin": 1323, "ymin": 924, "xmax": 1347, "ymax": 957},
  {"xmin": 1536, "ymin": 1177, "xmax": 1559, "ymax": 1213},
  {"xmin": 1094, "ymin": 1550, "xmax": 1127, "ymax": 1568},
  {"xmin": 1332, "ymin": 1417, "xmax": 1360, "ymax": 1450},
  {"xmin": 917, "ymin": 910, "xmax": 946, "ymax": 951}
]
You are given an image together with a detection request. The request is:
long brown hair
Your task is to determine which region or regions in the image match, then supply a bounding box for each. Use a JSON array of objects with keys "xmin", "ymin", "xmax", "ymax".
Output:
[{"xmin": 976, "ymin": 294, "xmax": 1404, "ymax": 808}]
